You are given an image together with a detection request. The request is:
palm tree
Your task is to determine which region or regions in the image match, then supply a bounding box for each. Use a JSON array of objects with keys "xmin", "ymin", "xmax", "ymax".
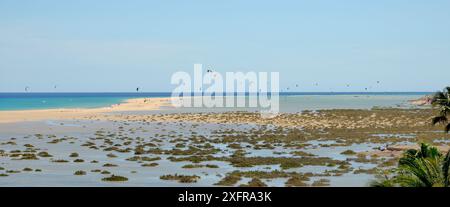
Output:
[
  {"xmin": 371, "ymin": 143, "xmax": 450, "ymax": 187},
  {"xmin": 396, "ymin": 143, "xmax": 446, "ymax": 187},
  {"xmin": 431, "ymin": 87, "xmax": 450, "ymax": 133}
]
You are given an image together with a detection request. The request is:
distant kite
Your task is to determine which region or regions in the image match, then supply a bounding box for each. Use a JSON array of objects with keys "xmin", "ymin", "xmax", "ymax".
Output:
[{"xmin": 25, "ymin": 86, "xmax": 30, "ymax": 92}]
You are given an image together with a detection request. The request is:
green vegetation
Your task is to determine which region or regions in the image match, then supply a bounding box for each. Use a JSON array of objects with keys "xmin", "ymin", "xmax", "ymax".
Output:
[
  {"xmin": 371, "ymin": 143, "xmax": 450, "ymax": 187},
  {"xmin": 102, "ymin": 175, "xmax": 128, "ymax": 182},
  {"xmin": 285, "ymin": 175, "xmax": 309, "ymax": 187},
  {"xmin": 431, "ymin": 87, "xmax": 450, "ymax": 133},
  {"xmin": 215, "ymin": 174, "xmax": 241, "ymax": 186},
  {"xmin": 69, "ymin": 152, "xmax": 79, "ymax": 158},
  {"xmin": 52, "ymin": 159, "xmax": 69, "ymax": 163},
  {"xmin": 101, "ymin": 170, "xmax": 111, "ymax": 174},
  {"xmin": 74, "ymin": 170, "xmax": 86, "ymax": 175},
  {"xmin": 18, "ymin": 153, "xmax": 38, "ymax": 160},
  {"xmin": 182, "ymin": 164, "xmax": 219, "ymax": 169},
  {"xmin": 160, "ymin": 174, "xmax": 200, "ymax": 183},
  {"xmin": 23, "ymin": 144, "xmax": 34, "ymax": 148},
  {"xmin": 141, "ymin": 163, "xmax": 159, "ymax": 167},
  {"xmin": 107, "ymin": 153, "xmax": 117, "ymax": 158},
  {"xmin": 37, "ymin": 151, "xmax": 52, "ymax": 157},
  {"xmin": 22, "ymin": 168, "xmax": 33, "ymax": 172},
  {"xmin": 226, "ymin": 156, "xmax": 342, "ymax": 169},
  {"xmin": 340, "ymin": 150, "xmax": 357, "ymax": 155},
  {"xmin": 126, "ymin": 156, "xmax": 161, "ymax": 162},
  {"xmin": 240, "ymin": 178, "xmax": 268, "ymax": 187},
  {"xmin": 103, "ymin": 163, "xmax": 118, "ymax": 167},
  {"xmin": 290, "ymin": 151, "xmax": 315, "ymax": 157}
]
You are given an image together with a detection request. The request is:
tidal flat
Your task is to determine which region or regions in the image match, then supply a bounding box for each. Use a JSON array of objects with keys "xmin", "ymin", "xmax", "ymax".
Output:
[{"xmin": 1, "ymin": 108, "xmax": 449, "ymax": 187}]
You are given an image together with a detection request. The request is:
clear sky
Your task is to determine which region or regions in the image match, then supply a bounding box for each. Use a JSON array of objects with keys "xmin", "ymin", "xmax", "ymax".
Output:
[{"xmin": 0, "ymin": 0, "xmax": 449, "ymax": 92}]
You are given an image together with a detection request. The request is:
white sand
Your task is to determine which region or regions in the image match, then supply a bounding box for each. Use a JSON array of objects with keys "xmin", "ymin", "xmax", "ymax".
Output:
[{"xmin": 0, "ymin": 97, "xmax": 173, "ymax": 123}]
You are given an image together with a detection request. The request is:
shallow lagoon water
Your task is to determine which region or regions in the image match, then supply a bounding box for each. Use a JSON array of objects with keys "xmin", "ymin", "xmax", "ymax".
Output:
[
  {"xmin": 118, "ymin": 94, "xmax": 425, "ymax": 115},
  {"xmin": 0, "ymin": 93, "xmax": 436, "ymax": 187},
  {"xmin": 0, "ymin": 118, "xmax": 408, "ymax": 187}
]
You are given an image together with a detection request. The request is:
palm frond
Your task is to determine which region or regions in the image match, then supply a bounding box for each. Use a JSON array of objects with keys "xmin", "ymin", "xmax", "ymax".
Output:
[
  {"xmin": 432, "ymin": 92, "xmax": 446, "ymax": 105},
  {"xmin": 427, "ymin": 145, "xmax": 441, "ymax": 158},
  {"xmin": 403, "ymin": 149, "xmax": 419, "ymax": 157},
  {"xmin": 395, "ymin": 173, "xmax": 427, "ymax": 187},
  {"xmin": 414, "ymin": 143, "xmax": 441, "ymax": 158},
  {"xmin": 396, "ymin": 143, "xmax": 445, "ymax": 187},
  {"xmin": 445, "ymin": 86, "xmax": 450, "ymax": 95},
  {"xmin": 431, "ymin": 89, "xmax": 450, "ymax": 109},
  {"xmin": 442, "ymin": 150, "xmax": 450, "ymax": 187}
]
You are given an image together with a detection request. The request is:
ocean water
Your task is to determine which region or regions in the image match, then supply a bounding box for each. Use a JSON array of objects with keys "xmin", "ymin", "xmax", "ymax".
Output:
[
  {"xmin": 0, "ymin": 92, "xmax": 171, "ymax": 111},
  {"xmin": 0, "ymin": 92, "xmax": 430, "ymax": 111}
]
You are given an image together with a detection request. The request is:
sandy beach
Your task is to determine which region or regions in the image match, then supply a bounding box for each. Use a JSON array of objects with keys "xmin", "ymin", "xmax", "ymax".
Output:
[{"xmin": 0, "ymin": 97, "xmax": 173, "ymax": 123}]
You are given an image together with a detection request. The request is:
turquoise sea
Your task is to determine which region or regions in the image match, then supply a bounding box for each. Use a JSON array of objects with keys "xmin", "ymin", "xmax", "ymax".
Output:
[
  {"xmin": 0, "ymin": 93, "xmax": 169, "ymax": 111},
  {"xmin": 0, "ymin": 92, "xmax": 431, "ymax": 112}
]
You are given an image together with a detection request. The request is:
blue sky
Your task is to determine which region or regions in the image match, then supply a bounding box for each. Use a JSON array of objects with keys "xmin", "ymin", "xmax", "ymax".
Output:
[{"xmin": 0, "ymin": 0, "xmax": 449, "ymax": 92}]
